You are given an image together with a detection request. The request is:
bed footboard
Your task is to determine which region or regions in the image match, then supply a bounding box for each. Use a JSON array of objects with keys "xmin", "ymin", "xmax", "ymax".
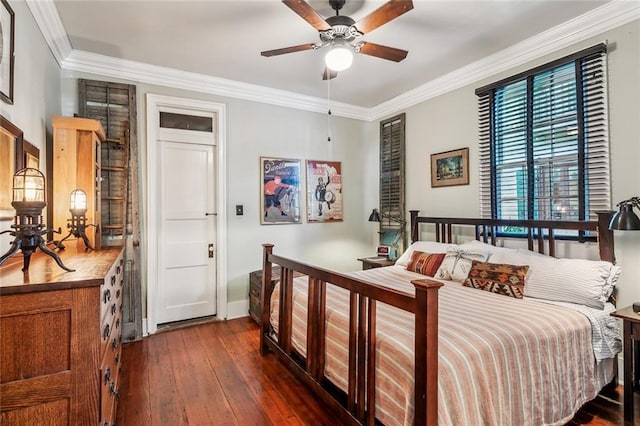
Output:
[{"xmin": 260, "ymin": 243, "xmax": 442, "ymax": 426}]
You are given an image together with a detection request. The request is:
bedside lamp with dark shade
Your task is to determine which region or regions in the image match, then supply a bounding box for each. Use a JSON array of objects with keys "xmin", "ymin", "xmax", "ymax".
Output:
[
  {"xmin": 609, "ymin": 196, "xmax": 640, "ymax": 312},
  {"xmin": 368, "ymin": 208, "xmax": 406, "ymax": 259},
  {"xmin": 609, "ymin": 196, "xmax": 640, "ymax": 231}
]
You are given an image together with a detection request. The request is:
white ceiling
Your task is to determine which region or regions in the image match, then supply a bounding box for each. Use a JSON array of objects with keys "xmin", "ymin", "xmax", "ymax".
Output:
[{"xmin": 51, "ymin": 0, "xmax": 613, "ymax": 108}]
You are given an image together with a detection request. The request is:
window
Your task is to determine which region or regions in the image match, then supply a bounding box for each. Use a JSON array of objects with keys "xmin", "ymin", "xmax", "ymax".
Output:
[{"xmin": 476, "ymin": 44, "xmax": 610, "ymax": 228}]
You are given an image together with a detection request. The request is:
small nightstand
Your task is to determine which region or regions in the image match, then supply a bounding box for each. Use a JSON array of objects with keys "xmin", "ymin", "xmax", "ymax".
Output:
[
  {"xmin": 357, "ymin": 256, "xmax": 395, "ymax": 270},
  {"xmin": 249, "ymin": 267, "xmax": 304, "ymax": 325},
  {"xmin": 610, "ymin": 306, "xmax": 640, "ymax": 423}
]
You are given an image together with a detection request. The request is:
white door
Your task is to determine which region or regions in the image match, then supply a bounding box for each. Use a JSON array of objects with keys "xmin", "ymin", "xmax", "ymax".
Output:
[{"xmin": 156, "ymin": 140, "xmax": 216, "ymax": 324}]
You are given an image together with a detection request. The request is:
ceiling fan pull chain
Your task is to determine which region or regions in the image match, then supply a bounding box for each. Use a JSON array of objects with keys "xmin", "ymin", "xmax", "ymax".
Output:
[{"xmin": 327, "ymin": 77, "xmax": 332, "ymax": 142}]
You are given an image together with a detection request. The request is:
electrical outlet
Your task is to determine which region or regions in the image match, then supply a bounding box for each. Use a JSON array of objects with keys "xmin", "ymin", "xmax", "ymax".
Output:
[{"xmin": 236, "ymin": 205, "xmax": 243, "ymax": 216}]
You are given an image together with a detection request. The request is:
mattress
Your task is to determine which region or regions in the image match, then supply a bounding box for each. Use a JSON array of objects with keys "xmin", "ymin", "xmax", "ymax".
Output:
[{"xmin": 270, "ymin": 265, "xmax": 615, "ymax": 426}]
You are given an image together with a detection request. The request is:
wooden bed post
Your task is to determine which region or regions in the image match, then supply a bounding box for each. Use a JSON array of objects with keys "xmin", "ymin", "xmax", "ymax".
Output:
[
  {"xmin": 410, "ymin": 210, "xmax": 420, "ymax": 243},
  {"xmin": 412, "ymin": 278, "xmax": 444, "ymax": 426},
  {"xmin": 261, "ymin": 243, "xmax": 274, "ymax": 355},
  {"xmin": 596, "ymin": 211, "xmax": 615, "ymax": 263}
]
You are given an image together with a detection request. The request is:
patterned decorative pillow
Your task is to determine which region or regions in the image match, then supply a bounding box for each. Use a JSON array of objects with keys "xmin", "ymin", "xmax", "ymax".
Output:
[
  {"xmin": 463, "ymin": 260, "xmax": 529, "ymax": 299},
  {"xmin": 406, "ymin": 251, "xmax": 446, "ymax": 277},
  {"xmin": 434, "ymin": 248, "xmax": 491, "ymax": 282}
]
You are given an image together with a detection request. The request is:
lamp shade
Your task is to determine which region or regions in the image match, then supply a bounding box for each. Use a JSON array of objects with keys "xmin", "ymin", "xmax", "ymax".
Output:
[
  {"xmin": 609, "ymin": 203, "xmax": 640, "ymax": 230},
  {"xmin": 11, "ymin": 168, "xmax": 46, "ymax": 215},
  {"xmin": 69, "ymin": 189, "xmax": 88, "ymax": 215},
  {"xmin": 325, "ymin": 40, "xmax": 353, "ymax": 72},
  {"xmin": 368, "ymin": 209, "xmax": 381, "ymax": 222}
]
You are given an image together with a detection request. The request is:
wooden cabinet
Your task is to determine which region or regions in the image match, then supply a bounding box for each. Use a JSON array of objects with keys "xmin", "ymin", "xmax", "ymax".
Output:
[
  {"xmin": 0, "ymin": 247, "xmax": 124, "ymax": 425},
  {"xmin": 52, "ymin": 115, "xmax": 106, "ymax": 250}
]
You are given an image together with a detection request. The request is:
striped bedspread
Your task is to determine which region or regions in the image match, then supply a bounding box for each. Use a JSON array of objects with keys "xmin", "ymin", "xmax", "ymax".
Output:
[{"xmin": 270, "ymin": 265, "xmax": 614, "ymax": 426}]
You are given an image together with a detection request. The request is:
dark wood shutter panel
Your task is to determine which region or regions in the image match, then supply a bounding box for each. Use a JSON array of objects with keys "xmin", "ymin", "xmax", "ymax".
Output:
[
  {"xmin": 379, "ymin": 113, "xmax": 406, "ymax": 250},
  {"xmin": 79, "ymin": 79, "xmax": 143, "ymax": 342}
]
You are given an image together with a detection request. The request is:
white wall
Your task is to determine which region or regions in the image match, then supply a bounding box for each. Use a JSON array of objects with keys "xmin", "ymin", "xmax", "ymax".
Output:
[
  {"xmin": 60, "ymin": 70, "xmax": 378, "ymax": 309},
  {"xmin": 0, "ymin": 0, "xmax": 61, "ymax": 249},
  {"xmin": 401, "ymin": 20, "xmax": 640, "ymax": 309}
]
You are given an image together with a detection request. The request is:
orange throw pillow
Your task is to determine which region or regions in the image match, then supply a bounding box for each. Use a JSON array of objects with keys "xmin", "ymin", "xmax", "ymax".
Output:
[
  {"xmin": 463, "ymin": 260, "xmax": 529, "ymax": 298},
  {"xmin": 406, "ymin": 251, "xmax": 446, "ymax": 277}
]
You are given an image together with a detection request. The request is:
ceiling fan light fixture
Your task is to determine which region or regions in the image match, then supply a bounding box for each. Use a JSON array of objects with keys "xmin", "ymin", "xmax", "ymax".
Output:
[{"xmin": 325, "ymin": 42, "xmax": 353, "ymax": 72}]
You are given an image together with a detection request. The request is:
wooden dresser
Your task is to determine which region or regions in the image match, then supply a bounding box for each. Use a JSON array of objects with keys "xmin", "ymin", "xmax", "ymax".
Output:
[{"xmin": 0, "ymin": 247, "xmax": 124, "ymax": 425}]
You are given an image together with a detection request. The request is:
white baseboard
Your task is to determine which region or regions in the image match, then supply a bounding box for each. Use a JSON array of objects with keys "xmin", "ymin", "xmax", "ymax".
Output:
[
  {"xmin": 140, "ymin": 301, "xmax": 248, "ymax": 337},
  {"xmin": 226, "ymin": 299, "xmax": 250, "ymax": 320}
]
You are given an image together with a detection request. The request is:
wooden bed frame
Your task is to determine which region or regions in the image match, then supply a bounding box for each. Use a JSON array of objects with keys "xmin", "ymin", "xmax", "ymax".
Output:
[{"xmin": 260, "ymin": 211, "xmax": 616, "ymax": 426}]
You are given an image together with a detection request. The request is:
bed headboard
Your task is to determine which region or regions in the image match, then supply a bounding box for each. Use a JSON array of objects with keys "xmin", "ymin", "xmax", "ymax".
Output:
[{"xmin": 409, "ymin": 210, "xmax": 616, "ymax": 263}]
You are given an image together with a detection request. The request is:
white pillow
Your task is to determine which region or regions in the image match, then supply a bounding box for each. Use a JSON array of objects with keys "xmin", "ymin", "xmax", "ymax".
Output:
[
  {"xmin": 510, "ymin": 249, "xmax": 617, "ymax": 309},
  {"xmin": 458, "ymin": 240, "xmax": 518, "ymax": 261},
  {"xmin": 395, "ymin": 241, "xmax": 455, "ymax": 268},
  {"xmin": 434, "ymin": 248, "xmax": 491, "ymax": 282}
]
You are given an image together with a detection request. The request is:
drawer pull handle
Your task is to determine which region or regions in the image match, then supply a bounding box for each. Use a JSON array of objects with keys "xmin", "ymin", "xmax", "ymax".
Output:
[
  {"xmin": 111, "ymin": 275, "xmax": 116, "ymax": 286},
  {"xmin": 116, "ymin": 318, "xmax": 120, "ymax": 329},
  {"xmin": 117, "ymin": 265, "xmax": 121, "ymax": 275},
  {"xmin": 109, "ymin": 380, "xmax": 116, "ymax": 395},
  {"xmin": 104, "ymin": 367, "xmax": 111, "ymax": 384},
  {"xmin": 103, "ymin": 324, "xmax": 110, "ymax": 341},
  {"xmin": 116, "ymin": 289, "xmax": 121, "ymax": 299},
  {"xmin": 111, "ymin": 304, "xmax": 117, "ymax": 315},
  {"xmin": 115, "ymin": 353, "xmax": 120, "ymax": 365},
  {"xmin": 103, "ymin": 289, "xmax": 111, "ymax": 304},
  {"xmin": 112, "ymin": 338, "xmax": 118, "ymax": 349}
]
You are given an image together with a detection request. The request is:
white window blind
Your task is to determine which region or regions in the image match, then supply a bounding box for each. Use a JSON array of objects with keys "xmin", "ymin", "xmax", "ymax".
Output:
[{"xmin": 477, "ymin": 44, "xmax": 610, "ymax": 225}]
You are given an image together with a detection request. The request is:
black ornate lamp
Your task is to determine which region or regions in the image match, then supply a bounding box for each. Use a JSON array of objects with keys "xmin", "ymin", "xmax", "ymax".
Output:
[
  {"xmin": 0, "ymin": 168, "xmax": 74, "ymax": 272},
  {"xmin": 55, "ymin": 189, "xmax": 95, "ymax": 250},
  {"xmin": 609, "ymin": 196, "xmax": 640, "ymax": 312},
  {"xmin": 609, "ymin": 196, "xmax": 640, "ymax": 231}
]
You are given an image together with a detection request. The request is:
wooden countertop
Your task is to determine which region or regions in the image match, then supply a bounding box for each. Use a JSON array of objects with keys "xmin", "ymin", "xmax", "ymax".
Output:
[{"xmin": 0, "ymin": 246, "xmax": 123, "ymax": 295}]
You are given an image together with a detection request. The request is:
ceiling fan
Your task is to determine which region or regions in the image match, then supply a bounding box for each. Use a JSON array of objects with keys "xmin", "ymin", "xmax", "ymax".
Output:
[{"xmin": 261, "ymin": 0, "xmax": 414, "ymax": 80}]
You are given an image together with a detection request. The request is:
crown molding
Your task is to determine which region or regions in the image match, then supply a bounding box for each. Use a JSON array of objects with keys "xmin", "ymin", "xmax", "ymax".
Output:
[
  {"xmin": 25, "ymin": 0, "xmax": 72, "ymax": 65},
  {"xmin": 62, "ymin": 50, "xmax": 370, "ymax": 120},
  {"xmin": 369, "ymin": 0, "xmax": 640, "ymax": 121},
  {"xmin": 30, "ymin": 0, "xmax": 638, "ymax": 122}
]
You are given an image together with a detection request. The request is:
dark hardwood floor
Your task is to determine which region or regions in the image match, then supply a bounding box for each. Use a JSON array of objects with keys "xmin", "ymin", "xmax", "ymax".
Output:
[{"xmin": 116, "ymin": 318, "xmax": 637, "ymax": 425}]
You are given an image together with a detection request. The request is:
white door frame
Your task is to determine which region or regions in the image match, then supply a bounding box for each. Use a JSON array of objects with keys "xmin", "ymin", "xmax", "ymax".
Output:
[{"xmin": 145, "ymin": 93, "xmax": 227, "ymax": 335}]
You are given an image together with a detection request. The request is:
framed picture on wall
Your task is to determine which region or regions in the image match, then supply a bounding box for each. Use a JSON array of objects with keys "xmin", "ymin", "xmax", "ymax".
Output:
[
  {"xmin": 306, "ymin": 160, "xmax": 343, "ymax": 223},
  {"xmin": 260, "ymin": 157, "xmax": 302, "ymax": 224},
  {"xmin": 18, "ymin": 140, "xmax": 40, "ymax": 170},
  {"xmin": 430, "ymin": 147, "xmax": 469, "ymax": 188},
  {"xmin": 0, "ymin": 0, "xmax": 15, "ymax": 104}
]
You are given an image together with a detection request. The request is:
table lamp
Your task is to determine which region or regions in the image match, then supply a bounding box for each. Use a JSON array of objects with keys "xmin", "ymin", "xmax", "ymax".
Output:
[
  {"xmin": 0, "ymin": 168, "xmax": 74, "ymax": 272},
  {"xmin": 609, "ymin": 196, "xmax": 640, "ymax": 311}
]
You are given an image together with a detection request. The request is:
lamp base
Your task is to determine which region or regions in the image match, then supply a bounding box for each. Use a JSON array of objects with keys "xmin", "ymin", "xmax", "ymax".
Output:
[{"xmin": 633, "ymin": 302, "xmax": 640, "ymax": 313}]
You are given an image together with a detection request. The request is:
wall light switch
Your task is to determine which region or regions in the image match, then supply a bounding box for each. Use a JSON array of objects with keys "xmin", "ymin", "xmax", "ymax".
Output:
[{"xmin": 236, "ymin": 205, "xmax": 243, "ymax": 216}]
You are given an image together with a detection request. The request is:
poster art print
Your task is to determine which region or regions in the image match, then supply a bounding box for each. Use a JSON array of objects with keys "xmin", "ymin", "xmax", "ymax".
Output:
[
  {"xmin": 261, "ymin": 157, "xmax": 301, "ymax": 224},
  {"xmin": 306, "ymin": 160, "xmax": 343, "ymax": 222}
]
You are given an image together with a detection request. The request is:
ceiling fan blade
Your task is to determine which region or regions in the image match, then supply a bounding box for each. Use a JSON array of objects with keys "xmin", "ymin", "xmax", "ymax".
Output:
[
  {"xmin": 352, "ymin": 0, "xmax": 414, "ymax": 35},
  {"xmin": 322, "ymin": 67, "xmax": 337, "ymax": 80},
  {"xmin": 359, "ymin": 42, "xmax": 408, "ymax": 62},
  {"xmin": 261, "ymin": 43, "xmax": 316, "ymax": 57},
  {"xmin": 282, "ymin": 0, "xmax": 331, "ymax": 32}
]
